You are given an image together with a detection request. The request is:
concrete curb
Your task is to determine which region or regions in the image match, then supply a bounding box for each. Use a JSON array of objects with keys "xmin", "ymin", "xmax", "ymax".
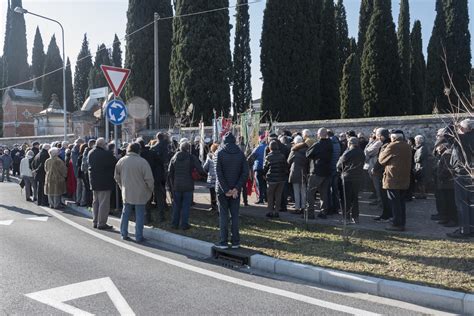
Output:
[{"xmin": 65, "ymin": 204, "xmax": 472, "ymax": 315}]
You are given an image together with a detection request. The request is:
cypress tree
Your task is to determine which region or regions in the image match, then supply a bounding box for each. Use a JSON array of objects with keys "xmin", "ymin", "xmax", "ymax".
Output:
[
  {"xmin": 442, "ymin": 0, "xmax": 471, "ymax": 111},
  {"xmin": 42, "ymin": 35, "xmax": 63, "ymax": 107},
  {"xmin": 232, "ymin": 0, "xmax": 252, "ymax": 114},
  {"xmin": 320, "ymin": 0, "xmax": 339, "ymax": 119},
  {"xmin": 170, "ymin": 0, "xmax": 232, "ymax": 122},
  {"xmin": 340, "ymin": 53, "xmax": 363, "ymax": 118},
  {"xmin": 73, "ymin": 34, "xmax": 93, "ymax": 110},
  {"xmin": 88, "ymin": 44, "xmax": 111, "ymax": 90},
  {"xmin": 425, "ymin": 0, "xmax": 446, "ymax": 113},
  {"xmin": 260, "ymin": 0, "xmax": 321, "ymax": 121},
  {"xmin": 410, "ymin": 20, "xmax": 426, "ymax": 114},
  {"xmin": 3, "ymin": 0, "xmax": 29, "ymax": 88},
  {"xmin": 126, "ymin": 0, "xmax": 173, "ymax": 115},
  {"xmin": 335, "ymin": 0, "xmax": 350, "ymax": 80},
  {"xmin": 397, "ymin": 0, "xmax": 411, "ymax": 114},
  {"xmin": 348, "ymin": 37, "xmax": 357, "ymax": 56},
  {"xmin": 361, "ymin": 0, "xmax": 402, "ymax": 117},
  {"xmin": 65, "ymin": 57, "xmax": 74, "ymax": 112},
  {"xmin": 112, "ymin": 34, "xmax": 122, "ymax": 68},
  {"xmin": 357, "ymin": 0, "xmax": 374, "ymax": 56},
  {"xmin": 31, "ymin": 26, "xmax": 45, "ymax": 91}
]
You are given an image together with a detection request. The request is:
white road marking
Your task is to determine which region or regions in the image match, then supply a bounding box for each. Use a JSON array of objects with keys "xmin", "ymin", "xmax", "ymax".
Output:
[
  {"xmin": 26, "ymin": 216, "xmax": 49, "ymax": 222},
  {"xmin": 41, "ymin": 207, "xmax": 380, "ymax": 316},
  {"xmin": 0, "ymin": 220, "xmax": 13, "ymax": 225},
  {"xmin": 25, "ymin": 277, "xmax": 135, "ymax": 316}
]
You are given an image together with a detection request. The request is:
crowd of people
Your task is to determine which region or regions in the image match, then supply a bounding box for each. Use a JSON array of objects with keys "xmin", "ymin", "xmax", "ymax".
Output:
[{"xmin": 0, "ymin": 118, "xmax": 472, "ymax": 244}]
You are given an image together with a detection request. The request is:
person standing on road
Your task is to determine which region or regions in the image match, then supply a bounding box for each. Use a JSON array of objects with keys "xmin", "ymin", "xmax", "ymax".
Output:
[
  {"xmin": 20, "ymin": 150, "xmax": 35, "ymax": 201},
  {"xmin": 150, "ymin": 132, "xmax": 170, "ymax": 222},
  {"xmin": 287, "ymin": 135, "xmax": 308, "ymax": 214},
  {"xmin": 250, "ymin": 135, "xmax": 267, "ymax": 204},
  {"xmin": 115, "ymin": 143, "xmax": 154, "ymax": 242},
  {"xmin": 81, "ymin": 139, "xmax": 96, "ymax": 207},
  {"xmin": 337, "ymin": 137, "xmax": 365, "ymax": 224},
  {"xmin": 88, "ymin": 138, "xmax": 117, "ymax": 230},
  {"xmin": 378, "ymin": 130, "xmax": 412, "ymax": 231},
  {"xmin": 168, "ymin": 141, "xmax": 205, "ymax": 230},
  {"xmin": 32, "ymin": 144, "xmax": 51, "ymax": 206},
  {"xmin": 203, "ymin": 143, "xmax": 219, "ymax": 212},
  {"xmin": 306, "ymin": 128, "xmax": 333, "ymax": 220},
  {"xmin": 44, "ymin": 147, "xmax": 67, "ymax": 209},
  {"xmin": 0, "ymin": 150, "xmax": 12, "ymax": 182},
  {"xmin": 214, "ymin": 132, "xmax": 249, "ymax": 249}
]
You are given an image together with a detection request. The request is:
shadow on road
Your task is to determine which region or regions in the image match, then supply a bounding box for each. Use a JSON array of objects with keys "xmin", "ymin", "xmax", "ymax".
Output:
[{"xmin": 0, "ymin": 203, "xmax": 50, "ymax": 217}]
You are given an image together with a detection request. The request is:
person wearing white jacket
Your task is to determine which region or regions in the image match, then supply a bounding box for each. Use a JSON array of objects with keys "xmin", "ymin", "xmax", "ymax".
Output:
[{"xmin": 20, "ymin": 150, "xmax": 35, "ymax": 201}]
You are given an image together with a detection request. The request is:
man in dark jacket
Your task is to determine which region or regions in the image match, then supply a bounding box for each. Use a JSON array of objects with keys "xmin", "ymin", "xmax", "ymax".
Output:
[
  {"xmin": 435, "ymin": 142, "xmax": 457, "ymax": 227},
  {"xmin": 306, "ymin": 128, "xmax": 333, "ymax": 219},
  {"xmin": 150, "ymin": 132, "xmax": 170, "ymax": 221},
  {"xmin": 215, "ymin": 132, "xmax": 249, "ymax": 249},
  {"xmin": 32, "ymin": 144, "xmax": 51, "ymax": 206},
  {"xmin": 448, "ymin": 119, "xmax": 474, "ymax": 239},
  {"xmin": 263, "ymin": 141, "xmax": 288, "ymax": 218},
  {"xmin": 337, "ymin": 137, "xmax": 365, "ymax": 223},
  {"xmin": 168, "ymin": 141, "xmax": 204, "ymax": 230},
  {"xmin": 88, "ymin": 138, "xmax": 117, "ymax": 230}
]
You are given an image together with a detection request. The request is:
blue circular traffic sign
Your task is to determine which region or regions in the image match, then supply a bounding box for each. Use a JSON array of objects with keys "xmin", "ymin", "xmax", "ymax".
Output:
[{"xmin": 106, "ymin": 100, "xmax": 128, "ymax": 125}]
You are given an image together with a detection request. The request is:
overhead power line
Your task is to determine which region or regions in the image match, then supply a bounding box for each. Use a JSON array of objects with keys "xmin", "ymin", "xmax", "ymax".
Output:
[{"xmin": 0, "ymin": 0, "xmax": 262, "ymax": 92}]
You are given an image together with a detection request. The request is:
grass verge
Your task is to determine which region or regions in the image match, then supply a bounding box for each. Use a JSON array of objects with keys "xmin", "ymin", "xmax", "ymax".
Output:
[{"xmin": 148, "ymin": 206, "xmax": 474, "ymax": 293}]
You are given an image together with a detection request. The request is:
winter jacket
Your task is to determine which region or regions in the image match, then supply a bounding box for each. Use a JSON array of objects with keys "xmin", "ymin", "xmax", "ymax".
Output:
[
  {"xmin": 20, "ymin": 157, "xmax": 33, "ymax": 177},
  {"xmin": 140, "ymin": 147, "xmax": 161, "ymax": 185},
  {"xmin": 203, "ymin": 153, "xmax": 217, "ymax": 188},
  {"xmin": 306, "ymin": 138, "xmax": 333, "ymax": 177},
  {"xmin": 88, "ymin": 147, "xmax": 117, "ymax": 191},
  {"xmin": 32, "ymin": 149, "xmax": 49, "ymax": 181},
  {"xmin": 150, "ymin": 140, "xmax": 169, "ymax": 184},
  {"xmin": 437, "ymin": 149, "xmax": 454, "ymax": 190},
  {"xmin": 378, "ymin": 140, "xmax": 412, "ymax": 190},
  {"xmin": 263, "ymin": 149, "xmax": 288, "ymax": 183},
  {"xmin": 288, "ymin": 147, "xmax": 308, "ymax": 184},
  {"xmin": 414, "ymin": 144, "xmax": 429, "ymax": 179},
  {"xmin": 450, "ymin": 130, "xmax": 474, "ymax": 176},
  {"xmin": 337, "ymin": 146, "xmax": 365, "ymax": 182},
  {"xmin": 44, "ymin": 156, "xmax": 67, "ymax": 195},
  {"xmin": 364, "ymin": 139, "xmax": 383, "ymax": 172},
  {"xmin": 215, "ymin": 134, "xmax": 249, "ymax": 194},
  {"xmin": 66, "ymin": 160, "xmax": 77, "ymax": 196},
  {"xmin": 330, "ymin": 136, "xmax": 341, "ymax": 174},
  {"xmin": 1, "ymin": 154, "xmax": 12, "ymax": 169},
  {"xmin": 251, "ymin": 142, "xmax": 267, "ymax": 171},
  {"xmin": 115, "ymin": 152, "xmax": 154, "ymax": 204},
  {"xmin": 168, "ymin": 151, "xmax": 204, "ymax": 192},
  {"xmin": 71, "ymin": 145, "xmax": 81, "ymax": 178}
]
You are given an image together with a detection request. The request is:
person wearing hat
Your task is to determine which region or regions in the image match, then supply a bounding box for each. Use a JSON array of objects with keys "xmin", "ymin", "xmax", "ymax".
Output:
[
  {"xmin": 249, "ymin": 134, "xmax": 268, "ymax": 204},
  {"xmin": 32, "ymin": 143, "xmax": 51, "ymax": 206},
  {"xmin": 214, "ymin": 132, "xmax": 249, "ymax": 249},
  {"xmin": 371, "ymin": 128, "xmax": 392, "ymax": 221},
  {"xmin": 31, "ymin": 141, "xmax": 40, "ymax": 157},
  {"xmin": 447, "ymin": 119, "xmax": 474, "ymax": 239},
  {"xmin": 378, "ymin": 130, "xmax": 412, "ymax": 231}
]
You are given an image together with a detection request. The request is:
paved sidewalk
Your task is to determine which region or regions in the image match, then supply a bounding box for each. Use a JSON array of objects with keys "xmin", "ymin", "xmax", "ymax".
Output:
[{"xmin": 192, "ymin": 184, "xmax": 454, "ymax": 239}]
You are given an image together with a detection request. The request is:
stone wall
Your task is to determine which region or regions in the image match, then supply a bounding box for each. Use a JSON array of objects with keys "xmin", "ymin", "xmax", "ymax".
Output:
[
  {"xmin": 0, "ymin": 134, "xmax": 76, "ymax": 147},
  {"xmin": 144, "ymin": 114, "xmax": 466, "ymax": 150}
]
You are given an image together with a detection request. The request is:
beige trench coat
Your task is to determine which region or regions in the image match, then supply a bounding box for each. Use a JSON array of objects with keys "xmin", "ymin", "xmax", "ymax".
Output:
[{"xmin": 44, "ymin": 156, "xmax": 67, "ymax": 195}]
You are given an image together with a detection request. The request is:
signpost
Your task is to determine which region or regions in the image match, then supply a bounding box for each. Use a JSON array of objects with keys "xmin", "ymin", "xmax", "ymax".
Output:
[
  {"xmin": 101, "ymin": 65, "xmax": 131, "ymax": 211},
  {"xmin": 89, "ymin": 87, "xmax": 109, "ymax": 99}
]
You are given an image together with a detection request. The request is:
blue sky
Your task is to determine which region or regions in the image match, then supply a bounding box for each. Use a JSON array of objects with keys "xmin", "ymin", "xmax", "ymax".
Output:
[{"xmin": 0, "ymin": 0, "xmax": 473, "ymax": 98}]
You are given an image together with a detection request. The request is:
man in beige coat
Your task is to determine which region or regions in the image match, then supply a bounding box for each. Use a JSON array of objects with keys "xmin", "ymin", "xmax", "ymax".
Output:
[
  {"xmin": 378, "ymin": 130, "xmax": 412, "ymax": 231},
  {"xmin": 115, "ymin": 143, "xmax": 154, "ymax": 242}
]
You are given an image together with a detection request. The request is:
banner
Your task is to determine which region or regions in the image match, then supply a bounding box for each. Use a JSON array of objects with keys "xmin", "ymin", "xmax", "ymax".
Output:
[{"xmin": 199, "ymin": 121, "xmax": 205, "ymax": 162}]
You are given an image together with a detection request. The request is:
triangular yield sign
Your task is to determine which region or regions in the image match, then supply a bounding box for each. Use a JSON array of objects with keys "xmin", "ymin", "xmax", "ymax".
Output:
[{"xmin": 101, "ymin": 65, "xmax": 131, "ymax": 97}]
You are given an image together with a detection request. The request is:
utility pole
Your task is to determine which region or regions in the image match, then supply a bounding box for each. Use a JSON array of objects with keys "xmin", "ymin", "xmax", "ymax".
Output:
[{"xmin": 154, "ymin": 12, "xmax": 160, "ymax": 129}]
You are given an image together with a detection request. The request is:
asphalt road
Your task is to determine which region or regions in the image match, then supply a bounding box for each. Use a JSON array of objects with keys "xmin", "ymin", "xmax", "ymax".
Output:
[{"xmin": 0, "ymin": 182, "xmax": 455, "ymax": 315}]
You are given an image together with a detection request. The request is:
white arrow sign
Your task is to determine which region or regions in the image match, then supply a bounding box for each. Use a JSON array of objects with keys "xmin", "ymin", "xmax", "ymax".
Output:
[
  {"xmin": 25, "ymin": 277, "xmax": 135, "ymax": 315},
  {"xmin": 0, "ymin": 220, "xmax": 13, "ymax": 226}
]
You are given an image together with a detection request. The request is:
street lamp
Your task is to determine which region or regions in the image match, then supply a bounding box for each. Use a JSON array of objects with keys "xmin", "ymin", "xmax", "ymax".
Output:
[{"xmin": 14, "ymin": 6, "xmax": 68, "ymax": 141}]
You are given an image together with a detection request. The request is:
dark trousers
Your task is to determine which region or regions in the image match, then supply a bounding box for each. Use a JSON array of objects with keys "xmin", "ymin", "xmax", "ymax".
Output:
[
  {"xmin": 242, "ymin": 184, "xmax": 248, "ymax": 205},
  {"xmin": 280, "ymin": 182, "xmax": 288, "ymax": 211},
  {"xmin": 387, "ymin": 189, "xmax": 406, "ymax": 227},
  {"xmin": 328, "ymin": 174, "xmax": 340, "ymax": 213},
  {"xmin": 255, "ymin": 170, "xmax": 267, "ymax": 202},
  {"xmin": 154, "ymin": 182, "xmax": 167, "ymax": 220},
  {"xmin": 218, "ymin": 193, "xmax": 240, "ymax": 245},
  {"xmin": 454, "ymin": 176, "xmax": 473, "ymax": 235},
  {"xmin": 374, "ymin": 174, "xmax": 392, "ymax": 219},
  {"xmin": 36, "ymin": 178, "xmax": 47, "ymax": 206},
  {"xmin": 307, "ymin": 175, "xmax": 330, "ymax": 215},
  {"xmin": 437, "ymin": 189, "xmax": 457, "ymax": 222},
  {"xmin": 267, "ymin": 182, "xmax": 285, "ymax": 212},
  {"xmin": 209, "ymin": 187, "xmax": 217, "ymax": 207},
  {"xmin": 342, "ymin": 179, "xmax": 360, "ymax": 219}
]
